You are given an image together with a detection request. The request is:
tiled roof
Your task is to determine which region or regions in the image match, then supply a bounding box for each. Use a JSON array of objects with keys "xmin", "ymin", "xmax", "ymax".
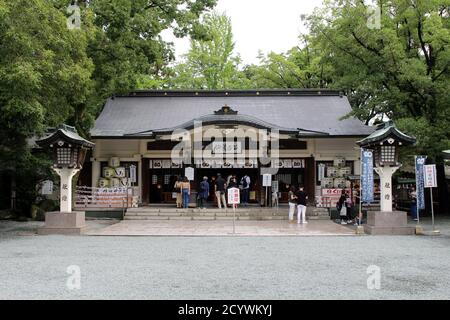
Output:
[{"xmin": 91, "ymin": 90, "xmax": 374, "ymax": 138}]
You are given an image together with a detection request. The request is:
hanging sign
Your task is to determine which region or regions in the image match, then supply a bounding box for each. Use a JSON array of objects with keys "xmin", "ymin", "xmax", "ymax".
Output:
[
  {"xmin": 40, "ymin": 180, "xmax": 54, "ymax": 195},
  {"xmin": 129, "ymin": 165, "xmax": 137, "ymax": 183},
  {"xmin": 262, "ymin": 174, "xmax": 272, "ymax": 187},
  {"xmin": 415, "ymin": 156, "xmax": 427, "ymax": 209},
  {"xmin": 423, "ymin": 164, "xmax": 437, "ymax": 188},
  {"xmin": 292, "ymin": 159, "xmax": 305, "ymax": 168},
  {"xmin": 318, "ymin": 163, "xmax": 326, "ymax": 181},
  {"xmin": 152, "ymin": 160, "xmax": 162, "ymax": 169},
  {"xmin": 162, "ymin": 160, "xmax": 171, "ymax": 168},
  {"xmin": 185, "ymin": 167, "xmax": 194, "ymax": 181},
  {"xmin": 361, "ymin": 149, "xmax": 374, "ymax": 203}
]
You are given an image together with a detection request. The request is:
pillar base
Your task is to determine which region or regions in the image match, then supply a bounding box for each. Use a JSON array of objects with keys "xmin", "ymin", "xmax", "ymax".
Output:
[
  {"xmin": 415, "ymin": 225, "xmax": 424, "ymax": 235},
  {"xmin": 364, "ymin": 211, "xmax": 415, "ymax": 235},
  {"xmin": 38, "ymin": 211, "xmax": 86, "ymax": 235},
  {"xmin": 355, "ymin": 225, "xmax": 365, "ymax": 235}
]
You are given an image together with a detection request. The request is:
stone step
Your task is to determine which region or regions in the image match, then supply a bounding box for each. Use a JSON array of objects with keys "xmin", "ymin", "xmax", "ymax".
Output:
[
  {"xmin": 124, "ymin": 215, "xmax": 290, "ymax": 221},
  {"xmin": 124, "ymin": 207, "xmax": 331, "ymax": 221},
  {"xmin": 126, "ymin": 210, "xmax": 288, "ymax": 216}
]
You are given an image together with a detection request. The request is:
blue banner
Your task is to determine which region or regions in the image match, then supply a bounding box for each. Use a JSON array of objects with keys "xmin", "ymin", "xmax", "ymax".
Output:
[
  {"xmin": 361, "ymin": 149, "xmax": 374, "ymax": 203},
  {"xmin": 415, "ymin": 156, "xmax": 427, "ymax": 209}
]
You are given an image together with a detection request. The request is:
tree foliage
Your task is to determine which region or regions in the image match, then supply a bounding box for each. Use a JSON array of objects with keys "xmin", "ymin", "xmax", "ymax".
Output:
[
  {"xmin": 169, "ymin": 12, "xmax": 250, "ymax": 89},
  {"xmin": 306, "ymin": 0, "xmax": 450, "ymax": 161},
  {"xmin": 245, "ymin": 36, "xmax": 334, "ymax": 89},
  {"xmin": 0, "ymin": 0, "xmax": 215, "ymax": 213}
]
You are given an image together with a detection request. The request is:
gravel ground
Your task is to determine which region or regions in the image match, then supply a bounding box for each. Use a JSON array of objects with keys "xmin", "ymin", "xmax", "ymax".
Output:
[{"xmin": 0, "ymin": 218, "xmax": 449, "ymax": 300}]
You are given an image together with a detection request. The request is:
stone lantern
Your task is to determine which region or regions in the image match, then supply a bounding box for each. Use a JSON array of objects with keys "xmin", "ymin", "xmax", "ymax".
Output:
[
  {"xmin": 36, "ymin": 124, "xmax": 94, "ymax": 234},
  {"xmin": 357, "ymin": 121, "xmax": 416, "ymax": 235}
]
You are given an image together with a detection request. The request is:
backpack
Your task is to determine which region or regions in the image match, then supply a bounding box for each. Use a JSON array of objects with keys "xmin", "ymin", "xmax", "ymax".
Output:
[{"xmin": 241, "ymin": 176, "xmax": 249, "ymax": 188}]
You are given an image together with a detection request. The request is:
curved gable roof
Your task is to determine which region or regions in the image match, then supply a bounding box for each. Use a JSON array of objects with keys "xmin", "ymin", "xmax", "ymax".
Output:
[{"xmin": 91, "ymin": 90, "xmax": 374, "ymax": 138}]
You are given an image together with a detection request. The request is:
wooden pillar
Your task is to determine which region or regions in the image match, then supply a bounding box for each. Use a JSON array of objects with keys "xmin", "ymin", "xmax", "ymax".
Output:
[
  {"xmin": 305, "ymin": 156, "xmax": 315, "ymax": 204},
  {"xmin": 142, "ymin": 158, "xmax": 149, "ymax": 205}
]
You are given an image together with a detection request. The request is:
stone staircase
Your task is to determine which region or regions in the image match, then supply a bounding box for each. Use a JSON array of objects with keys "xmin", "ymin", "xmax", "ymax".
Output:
[{"xmin": 124, "ymin": 206, "xmax": 330, "ymax": 221}]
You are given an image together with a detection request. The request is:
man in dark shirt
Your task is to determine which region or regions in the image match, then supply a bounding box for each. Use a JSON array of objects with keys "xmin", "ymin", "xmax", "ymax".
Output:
[
  {"xmin": 295, "ymin": 187, "xmax": 308, "ymax": 224},
  {"xmin": 214, "ymin": 173, "xmax": 227, "ymax": 209}
]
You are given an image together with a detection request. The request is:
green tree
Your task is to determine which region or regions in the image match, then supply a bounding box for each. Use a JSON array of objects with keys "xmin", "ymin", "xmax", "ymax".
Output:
[
  {"xmin": 51, "ymin": 0, "xmax": 217, "ymax": 135},
  {"xmin": 0, "ymin": 0, "xmax": 216, "ymax": 214},
  {"xmin": 0, "ymin": 0, "xmax": 93, "ymax": 213},
  {"xmin": 307, "ymin": 0, "xmax": 450, "ymax": 161},
  {"xmin": 170, "ymin": 12, "xmax": 250, "ymax": 89},
  {"xmin": 246, "ymin": 35, "xmax": 333, "ymax": 89}
]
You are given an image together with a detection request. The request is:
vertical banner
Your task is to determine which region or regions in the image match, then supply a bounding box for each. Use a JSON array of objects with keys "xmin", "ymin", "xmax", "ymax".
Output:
[
  {"xmin": 415, "ymin": 156, "xmax": 427, "ymax": 209},
  {"xmin": 361, "ymin": 149, "xmax": 374, "ymax": 203}
]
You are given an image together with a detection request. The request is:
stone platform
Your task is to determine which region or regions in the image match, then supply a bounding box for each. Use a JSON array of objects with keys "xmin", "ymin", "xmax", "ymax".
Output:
[
  {"xmin": 85, "ymin": 219, "xmax": 355, "ymax": 236},
  {"xmin": 37, "ymin": 212, "xmax": 86, "ymax": 235},
  {"xmin": 364, "ymin": 211, "xmax": 415, "ymax": 235}
]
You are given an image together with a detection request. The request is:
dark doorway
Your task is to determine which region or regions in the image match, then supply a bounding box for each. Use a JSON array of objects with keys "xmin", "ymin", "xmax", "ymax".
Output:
[
  {"xmin": 149, "ymin": 169, "xmax": 184, "ymax": 204},
  {"xmin": 196, "ymin": 168, "xmax": 260, "ymax": 205}
]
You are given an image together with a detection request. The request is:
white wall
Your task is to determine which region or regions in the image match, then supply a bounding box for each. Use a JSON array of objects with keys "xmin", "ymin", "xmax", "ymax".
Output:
[{"xmin": 313, "ymin": 138, "xmax": 360, "ymax": 161}]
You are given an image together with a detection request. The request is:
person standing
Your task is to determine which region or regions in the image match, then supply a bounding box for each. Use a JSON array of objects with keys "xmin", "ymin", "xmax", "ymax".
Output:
[
  {"xmin": 295, "ymin": 186, "xmax": 308, "ymax": 224},
  {"xmin": 337, "ymin": 190, "xmax": 350, "ymax": 224},
  {"xmin": 174, "ymin": 176, "xmax": 182, "ymax": 208},
  {"xmin": 288, "ymin": 186, "xmax": 297, "ymax": 223},
  {"xmin": 345, "ymin": 191, "xmax": 354, "ymax": 224},
  {"xmin": 228, "ymin": 177, "xmax": 238, "ymax": 189},
  {"xmin": 409, "ymin": 186, "xmax": 418, "ymax": 221},
  {"xmin": 214, "ymin": 173, "xmax": 227, "ymax": 209},
  {"xmin": 198, "ymin": 176, "xmax": 209, "ymax": 209},
  {"xmin": 181, "ymin": 176, "xmax": 191, "ymax": 209},
  {"xmin": 353, "ymin": 186, "xmax": 362, "ymax": 225},
  {"xmin": 240, "ymin": 174, "xmax": 251, "ymax": 206}
]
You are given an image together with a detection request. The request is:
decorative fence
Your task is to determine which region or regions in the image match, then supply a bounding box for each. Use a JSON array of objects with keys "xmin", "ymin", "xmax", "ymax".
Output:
[{"xmin": 74, "ymin": 186, "xmax": 138, "ymax": 209}]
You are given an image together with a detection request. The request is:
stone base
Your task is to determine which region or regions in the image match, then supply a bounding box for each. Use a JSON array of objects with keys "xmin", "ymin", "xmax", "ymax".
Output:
[
  {"xmin": 355, "ymin": 225, "xmax": 365, "ymax": 235},
  {"xmin": 38, "ymin": 211, "xmax": 86, "ymax": 235},
  {"xmin": 415, "ymin": 225, "xmax": 424, "ymax": 235},
  {"xmin": 364, "ymin": 211, "xmax": 415, "ymax": 235}
]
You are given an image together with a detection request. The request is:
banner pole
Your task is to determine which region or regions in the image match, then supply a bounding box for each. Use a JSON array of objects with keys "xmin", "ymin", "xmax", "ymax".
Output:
[
  {"xmin": 359, "ymin": 148, "xmax": 363, "ymax": 226},
  {"xmin": 430, "ymin": 188, "xmax": 434, "ymax": 231},
  {"xmin": 233, "ymin": 204, "xmax": 236, "ymax": 234},
  {"xmin": 415, "ymin": 156, "xmax": 420, "ymax": 225}
]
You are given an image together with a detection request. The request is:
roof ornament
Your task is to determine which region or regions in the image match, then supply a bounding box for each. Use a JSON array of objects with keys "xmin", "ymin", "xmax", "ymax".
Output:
[{"xmin": 214, "ymin": 104, "xmax": 238, "ymax": 115}]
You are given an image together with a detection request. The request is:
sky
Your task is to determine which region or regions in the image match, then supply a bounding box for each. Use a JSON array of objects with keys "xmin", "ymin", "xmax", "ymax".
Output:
[{"xmin": 162, "ymin": 0, "xmax": 325, "ymax": 65}]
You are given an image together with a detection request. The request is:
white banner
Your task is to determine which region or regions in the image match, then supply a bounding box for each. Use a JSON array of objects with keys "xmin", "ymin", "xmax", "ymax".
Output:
[
  {"xmin": 423, "ymin": 164, "xmax": 437, "ymax": 188},
  {"xmin": 227, "ymin": 187, "xmax": 240, "ymax": 204},
  {"xmin": 185, "ymin": 167, "xmax": 195, "ymax": 181},
  {"xmin": 262, "ymin": 174, "xmax": 272, "ymax": 187},
  {"xmin": 129, "ymin": 165, "xmax": 137, "ymax": 183}
]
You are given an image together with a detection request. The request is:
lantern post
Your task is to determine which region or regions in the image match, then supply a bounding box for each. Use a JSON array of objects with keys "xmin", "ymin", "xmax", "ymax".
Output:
[
  {"xmin": 36, "ymin": 124, "xmax": 95, "ymax": 235},
  {"xmin": 357, "ymin": 121, "xmax": 416, "ymax": 235}
]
